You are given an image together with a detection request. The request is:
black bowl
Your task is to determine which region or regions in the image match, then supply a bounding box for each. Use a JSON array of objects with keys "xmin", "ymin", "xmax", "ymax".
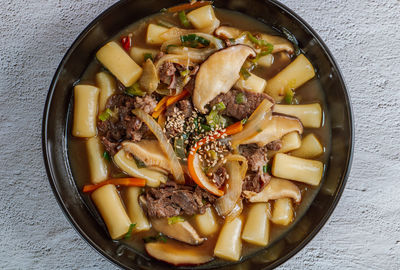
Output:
[{"xmin": 42, "ymin": 0, "xmax": 353, "ymax": 269}]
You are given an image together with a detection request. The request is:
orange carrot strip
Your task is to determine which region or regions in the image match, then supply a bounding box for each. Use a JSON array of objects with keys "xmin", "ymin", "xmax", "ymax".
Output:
[
  {"xmin": 83, "ymin": 178, "xmax": 146, "ymax": 193},
  {"xmin": 187, "ymin": 121, "xmax": 243, "ymax": 196},
  {"xmin": 166, "ymin": 90, "xmax": 189, "ymax": 107},
  {"xmin": 152, "ymin": 107, "xmax": 166, "ymax": 119},
  {"xmin": 167, "ymin": 1, "xmax": 213, "ymax": 13},
  {"xmin": 154, "ymin": 96, "xmax": 169, "ymax": 112}
]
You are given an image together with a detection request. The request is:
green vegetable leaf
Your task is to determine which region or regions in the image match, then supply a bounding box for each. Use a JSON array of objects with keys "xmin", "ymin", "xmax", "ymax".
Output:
[
  {"xmin": 178, "ymin": 10, "xmax": 191, "ymax": 28},
  {"xmin": 263, "ymin": 164, "xmax": 268, "ymax": 173},
  {"xmin": 125, "ymin": 82, "xmax": 145, "ymax": 97},
  {"xmin": 103, "ymin": 151, "xmax": 111, "ymax": 162},
  {"xmin": 235, "ymin": 92, "xmax": 247, "ymax": 104},
  {"xmin": 143, "ymin": 53, "xmax": 153, "ymax": 61},
  {"xmin": 124, "ymin": 223, "xmax": 136, "ymax": 239},
  {"xmin": 241, "ymin": 118, "xmax": 248, "ymax": 125},
  {"xmin": 240, "ymin": 67, "xmax": 251, "ymax": 80},
  {"xmin": 99, "ymin": 108, "xmax": 113, "ymax": 121},
  {"xmin": 167, "ymin": 216, "xmax": 185, "ymax": 225}
]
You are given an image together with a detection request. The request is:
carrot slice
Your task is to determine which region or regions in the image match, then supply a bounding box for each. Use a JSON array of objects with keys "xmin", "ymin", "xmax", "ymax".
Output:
[
  {"xmin": 166, "ymin": 90, "xmax": 189, "ymax": 107},
  {"xmin": 154, "ymin": 96, "xmax": 169, "ymax": 112},
  {"xmin": 167, "ymin": 1, "xmax": 213, "ymax": 13},
  {"xmin": 152, "ymin": 107, "xmax": 166, "ymax": 119},
  {"xmin": 83, "ymin": 178, "xmax": 146, "ymax": 193},
  {"xmin": 187, "ymin": 121, "xmax": 243, "ymax": 196}
]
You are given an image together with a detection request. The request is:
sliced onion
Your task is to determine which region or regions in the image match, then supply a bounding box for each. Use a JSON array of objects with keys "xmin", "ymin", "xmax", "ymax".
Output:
[
  {"xmin": 215, "ymin": 160, "xmax": 243, "ymax": 217},
  {"xmin": 225, "ymin": 154, "xmax": 248, "ymax": 179},
  {"xmin": 230, "ymin": 99, "xmax": 274, "ymax": 147},
  {"xmin": 132, "ymin": 108, "xmax": 185, "ymax": 184},
  {"xmin": 167, "ymin": 47, "xmax": 216, "ymax": 63},
  {"xmin": 155, "ymin": 54, "xmax": 196, "ymax": 70},
  {"xmin": 225, "ymin": 199, "xmax": 243, "ymax": 222}
]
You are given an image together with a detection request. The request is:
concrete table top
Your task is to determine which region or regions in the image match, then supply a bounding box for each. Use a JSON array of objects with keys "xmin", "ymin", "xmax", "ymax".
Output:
[{"xmin": 1, "ymin": 0, "xmax": 399, "ymax": 269}]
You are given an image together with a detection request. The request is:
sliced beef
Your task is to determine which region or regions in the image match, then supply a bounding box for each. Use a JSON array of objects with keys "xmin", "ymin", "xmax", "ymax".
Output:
[
  {"xmin": 243, "ymin": 172, "xmax": 271, "ymax": 193},
  {"xmin": 240, "ymin": 144, "xmax": 271, "ymax": 193},
  {"xmin": 240, "ymin": 144, "xmax": 269, "ymax": 172},
  {"xmin": 165, "ymin": 99, "xmax": 193, "ymax": 119},
  {"xmin": 209, "ymin": 89, "xmax": 274, "ymax": 120},
  {"xmin": 134, "ymin": 95, "xmax": 157, "ymax": 114},
  {"xmin": 210, "ymin": 167, "xmax": 228, "ymax": 188},
  {"xmin": 97, "ymin": 94, "xmax": 156, "ymax": 155},
  {"xmin": 145, "ymin": 181, "xmax": 216, "ymax": 218},
  {"xmin": 159, "ymin": 61, "xmax": 176, "ymax": 87},
  {"xmin": 267, "ymin": 140, "xmax": 282, "ymax": 151}
]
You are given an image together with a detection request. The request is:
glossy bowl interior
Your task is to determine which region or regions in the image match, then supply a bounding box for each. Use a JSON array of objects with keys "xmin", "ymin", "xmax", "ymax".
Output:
[{"xmin": 42, "ymin": 0, "xmax": 353, "ymax": 269}]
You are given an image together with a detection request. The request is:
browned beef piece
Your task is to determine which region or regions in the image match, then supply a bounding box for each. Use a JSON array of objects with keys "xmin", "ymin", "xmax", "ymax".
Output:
[
  {"xmin": 243, "ymin": 172, "xmax": 271, "ymax": 193},
  {"xmin": 159, "ymin": 62, "xmax": 176, "ymax": 87},
  {"xmin": 267, "ymin": 140, "xmax": 282, "ymax": 151},
  {"xmin": 165, "ymin": 99, "xmax": 193, "ymax": 119},
  {"xmin": 209, "ymin": 89, "xmax": 274, "ymax": 120},
  {"xmin": 240, "ymin": 144, "xmax": 271, "ymax": 193},
  {"xmin": 97, "ymin": 94, "xmax": 156, "ymax": 155},
  {"xmin": 145, "ymin": 181, "xmax": 217, "ymax": 218},
  {"xmin": 240, "ymin": 144, "xmax": 268, "ymax": 172},
  {"xmin": 211, "ymin": 167, "xmax": 227, "ymax": 188},
  {"xmin": 134, "ymin": 95, "xmax": 157, "ymax": 114}
]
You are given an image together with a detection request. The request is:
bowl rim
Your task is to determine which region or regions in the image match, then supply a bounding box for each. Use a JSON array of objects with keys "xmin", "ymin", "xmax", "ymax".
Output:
[{"xmin": 42, "ymin": 0, "xmax": 354, "ymax": 269}]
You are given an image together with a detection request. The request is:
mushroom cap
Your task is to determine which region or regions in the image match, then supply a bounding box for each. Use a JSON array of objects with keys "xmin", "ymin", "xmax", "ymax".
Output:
[
  {"xmin": 241, "ymin": 113, "xmax": 303, "ymax": 146},
  {"xmin": 243, "ymin": 177, "xmax": 301, "ymax": 203},
  {"xmin": 145, "ymin": 241, "xmax": 213, "ymax": 266},
  {"xmin": 192, "ymin": 45, "xmax": 256, "ymax": 113},
  {"xmin": 122, "ymin": 140, "xmax": 170, "ymax": 173}
]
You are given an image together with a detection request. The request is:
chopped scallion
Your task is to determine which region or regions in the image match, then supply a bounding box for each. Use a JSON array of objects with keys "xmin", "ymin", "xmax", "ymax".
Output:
[
  {"xmin": 180, "ymin": 34, "xmax": 210, "ymax": 48},
  {"xmin": 143, "ymin": 53, "xmax": 153, "ymax": 61},
  {"xmin": 178, "ymin": 10, "xmax": 191, "ymax": 28},
  {"xmin": 143, "ymin": 232, "xmax": 168, "ymax": 243},
  {"xmin": 99, "ymin": 108, "xmax": 113, "ymax": 121},
  {"xmin": 124, "ymin": 223, "xmax": 136, "ymax": 239},
  {"xmin": 125, "ymin": 82, "xmax": 145, "ymax": 97},
  {"xmin": 180, "ymin": 69, "xmax": 189, "ymax": 77},
  {"xmin": 246, "ymin": 32, "xmax": 274, "ymax": 53},
  {"xmin": 284, "ymin": 89, "xmax": 294, "ymax": 104},
  {"xmin": 167, "ymin": 216, "xmax": 185, "ymax": 225},
  {"xmin": 215, "ymin": 101, "xmax": 226, "ymax": 111},
  {"xmin": 103, "ymin": 151, "xmax": 111, "ymax": 162},
  {"xmin": 235, "ymin": 92, "xmax": 247, "ymax": 104},
  {"xmin": 240, "ymin": 67, "xmax": 251, "ymax": 80}
]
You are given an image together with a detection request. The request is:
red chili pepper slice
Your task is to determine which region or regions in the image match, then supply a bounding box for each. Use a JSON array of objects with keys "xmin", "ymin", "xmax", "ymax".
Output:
[{"xmin": 120, "ymin": 35, "xmax": 132, "ymax": 51}]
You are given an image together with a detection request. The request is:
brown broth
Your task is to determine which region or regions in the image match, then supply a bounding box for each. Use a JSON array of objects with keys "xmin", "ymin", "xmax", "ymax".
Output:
[{"xmin": 67, "ymin": 7, "xmax": 331, "ymax": 265}]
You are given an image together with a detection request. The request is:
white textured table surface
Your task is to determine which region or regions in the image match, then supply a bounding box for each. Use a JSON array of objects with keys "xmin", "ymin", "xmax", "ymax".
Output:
[{"xmin": 1, "ymin": 0, "xmax": 400, "ymax": 269}]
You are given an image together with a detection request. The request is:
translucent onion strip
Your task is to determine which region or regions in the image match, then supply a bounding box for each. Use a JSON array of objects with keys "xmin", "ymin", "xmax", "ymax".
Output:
[
  {"xmin": 215, "ymin": 160, "xmax": 243, "ymax": 217},
  {"xmin": 230, "ymin": 99, "xmax": 274, "ymax": 147},
  {"xmin": 132, "ymin": 108, "xmax": 185, "ymax": 184}
]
